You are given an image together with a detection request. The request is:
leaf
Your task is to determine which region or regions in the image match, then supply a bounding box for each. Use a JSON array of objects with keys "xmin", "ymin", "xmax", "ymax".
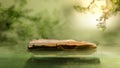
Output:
[{"xmin": 97, "ymin": 23, "xmax": 106, "ymax": 31}]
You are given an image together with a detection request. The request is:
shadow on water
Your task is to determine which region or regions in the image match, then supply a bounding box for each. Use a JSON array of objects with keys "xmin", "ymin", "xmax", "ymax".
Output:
[{"xmin": 24, "ymin": 57, "xmax": 101, "ymax": 68}]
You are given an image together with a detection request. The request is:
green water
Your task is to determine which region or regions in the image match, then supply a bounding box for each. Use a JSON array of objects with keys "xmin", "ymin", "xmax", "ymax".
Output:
[{"xmin": 0, "ymin": 43, "xmax": 120, "ymax": 68}]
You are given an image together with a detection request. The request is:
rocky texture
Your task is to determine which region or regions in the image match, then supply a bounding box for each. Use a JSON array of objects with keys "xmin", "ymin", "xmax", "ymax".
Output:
[{"xmin": 28, "ymin": 39, "xmax": 96, "ymax": 51}]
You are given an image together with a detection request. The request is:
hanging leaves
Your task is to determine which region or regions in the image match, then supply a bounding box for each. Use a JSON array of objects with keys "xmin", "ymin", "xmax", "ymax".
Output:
[{"xmin": 73, "ymin": 0, "xmax": 120, "ymax": 31}]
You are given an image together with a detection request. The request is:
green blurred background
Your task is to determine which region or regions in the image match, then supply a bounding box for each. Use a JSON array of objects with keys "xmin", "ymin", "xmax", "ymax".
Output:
[{"xmin": 0, "ymin": 0, "xmax": 120, "ymax": 68}]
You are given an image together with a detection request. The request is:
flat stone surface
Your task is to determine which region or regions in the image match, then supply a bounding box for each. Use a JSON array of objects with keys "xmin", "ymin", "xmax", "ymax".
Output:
[{"xmin": 28, "ymin": 39, "xmax": 96, "ymax": 51}]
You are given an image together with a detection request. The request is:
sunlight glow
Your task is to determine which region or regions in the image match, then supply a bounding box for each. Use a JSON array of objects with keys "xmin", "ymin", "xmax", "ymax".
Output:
[
  {"xmin": 75, "ymin": 13, "xmax": 101, "ymax": 29},
  {"xmin": 77, "ymin": 0, "xmax": 108, "ymax": 28},
  {"xmin": 86, "ymin": 13, "xmax": 101, "ymax": 28},
  {"xmin": 74, "ymin": 0, "xmax": 110, "ymax": 29}
]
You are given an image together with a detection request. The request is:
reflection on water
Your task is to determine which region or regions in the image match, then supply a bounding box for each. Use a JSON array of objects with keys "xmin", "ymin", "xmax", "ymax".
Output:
[
  {"xmin": 24, "ymin": 57, "xmax": 100, "ymax": 68},
  {"xmin": 28, "ymin": 48, "xmax": 97, "ymax": 57},
  {"xmin": 1, "ymin": 45, "xmax": 120, "ymax": 68},
  {"xmin": 25, "ymin": 47, "xmax": 101, "ymax": 68}
]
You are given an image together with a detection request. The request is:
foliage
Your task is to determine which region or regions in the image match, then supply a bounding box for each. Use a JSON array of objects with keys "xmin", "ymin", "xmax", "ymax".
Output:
[
  {"xmin": 73, "ymin": 0, "xmax": 120, "ymax": 31},
  {"xmin": 0, "ymin": 0, "xmax": 42, "ymax": 41},
  {"xmin": 0, "ymin": 0, "xmax": 70, "ymax": 42}
]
